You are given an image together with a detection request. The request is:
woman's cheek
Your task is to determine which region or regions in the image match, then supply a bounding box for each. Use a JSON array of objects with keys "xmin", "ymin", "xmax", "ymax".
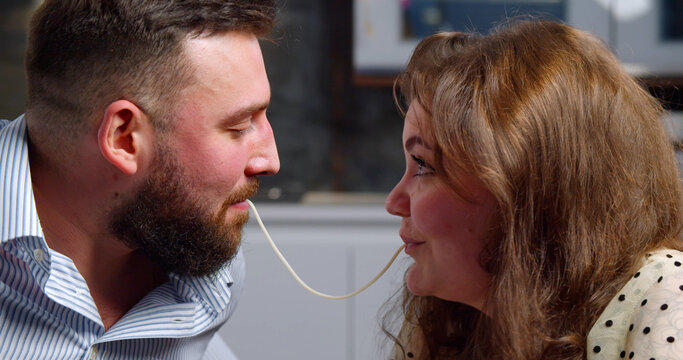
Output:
[{"xmin": 411, "ymin": 190, "xmax": 462, "ymax": 238}]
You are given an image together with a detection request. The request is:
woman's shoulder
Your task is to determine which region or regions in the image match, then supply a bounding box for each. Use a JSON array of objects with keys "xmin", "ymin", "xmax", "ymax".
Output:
[
  {"xmin": 389, "ymin": 314, "xmax": 428, "ymax": 360},
  {"xmin": 587, "ymin": 249, "xmax": 683, "ymax": 359}
]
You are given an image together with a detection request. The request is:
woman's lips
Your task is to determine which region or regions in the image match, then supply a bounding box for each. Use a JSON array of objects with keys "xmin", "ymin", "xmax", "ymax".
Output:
[
  {"xmin": 400, "ymin": 234, "xmax": 425, "ymax": 254},
  {"xmin": 404, "ymin": 242, "xmax": 424, "ymax": 253}
]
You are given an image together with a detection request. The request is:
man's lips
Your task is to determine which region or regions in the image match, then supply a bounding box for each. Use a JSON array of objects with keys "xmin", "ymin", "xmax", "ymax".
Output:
[
  {"xmin": 229, "ymin": 200, "xmax": 250, "ymax": 211},
  {"xmin": 400, "ymin": 233, "xmax": 425, "ymax": 254}
]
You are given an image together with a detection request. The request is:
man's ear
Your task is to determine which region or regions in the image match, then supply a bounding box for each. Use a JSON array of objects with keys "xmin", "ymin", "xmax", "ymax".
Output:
[{"xmin": 97, "ymin": 100, "xmax": 154, "ymax": 175}]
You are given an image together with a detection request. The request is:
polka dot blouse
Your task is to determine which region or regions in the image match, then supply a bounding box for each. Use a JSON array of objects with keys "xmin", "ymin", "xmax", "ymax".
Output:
[{"xmin": 587, "ymin": 249, "xmax": 683, "ymax": 360}]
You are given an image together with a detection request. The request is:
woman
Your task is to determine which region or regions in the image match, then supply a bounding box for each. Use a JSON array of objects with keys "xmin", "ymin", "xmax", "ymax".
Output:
[{"xmin": 384, "ymin": 20, "xmax": 683, "ymax": 359}]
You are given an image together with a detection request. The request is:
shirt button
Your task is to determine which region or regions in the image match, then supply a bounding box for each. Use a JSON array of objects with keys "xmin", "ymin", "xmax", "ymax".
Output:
[
  {"xmin": 33, "ymin": 248, "xmax": 45, "ymax": 262},
  {"xmin": 89, "ymin": 345, "xmax": 99, "ymax": 359}
]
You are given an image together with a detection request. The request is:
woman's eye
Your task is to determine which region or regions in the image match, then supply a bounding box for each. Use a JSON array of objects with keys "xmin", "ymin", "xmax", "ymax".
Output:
[{"xmin": 411, "ymin": 155, "xmax": 435, "ymax": 177}]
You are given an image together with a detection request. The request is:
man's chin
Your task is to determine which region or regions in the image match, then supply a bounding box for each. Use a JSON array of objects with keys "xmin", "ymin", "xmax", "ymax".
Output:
[{"xmin": 110, "ymin": 145, "xmax": 256, "ymax": 278}]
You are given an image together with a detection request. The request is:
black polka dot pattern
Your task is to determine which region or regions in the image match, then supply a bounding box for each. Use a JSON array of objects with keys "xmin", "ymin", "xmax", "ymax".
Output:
[{"xmin": 586, "ymin": 250, "xmax": 683, "ymax": 360}]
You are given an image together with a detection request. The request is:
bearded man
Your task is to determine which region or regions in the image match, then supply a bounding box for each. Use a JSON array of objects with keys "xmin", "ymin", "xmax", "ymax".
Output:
[{"xmin": 0, "ymin": 1, "xmax": 280, "ymax": 358}]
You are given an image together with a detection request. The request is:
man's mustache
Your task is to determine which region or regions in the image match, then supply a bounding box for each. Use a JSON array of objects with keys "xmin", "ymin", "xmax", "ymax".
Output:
[{"xmin": 216, "ymin": 178, "xmax": 260, "ymax": 219}]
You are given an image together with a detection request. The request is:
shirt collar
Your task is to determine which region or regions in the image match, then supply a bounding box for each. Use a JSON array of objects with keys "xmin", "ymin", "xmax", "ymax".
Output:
[
  {"xmin": 0, "ymin": 115, "xmax": 44, "ymax": 243},
  {"xmin": 169, "ymin": 262, "xmax": 235, "ymax": 314}
]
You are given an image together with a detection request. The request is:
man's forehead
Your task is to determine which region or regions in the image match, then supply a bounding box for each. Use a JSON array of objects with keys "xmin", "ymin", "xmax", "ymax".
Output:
[
  {"xmin": 182, "ymin": 31, "xmax": 259, "ymax": 62},
  {"xmin": 168, "ymin": 31, "xmax": 270, "ymax": 130}
]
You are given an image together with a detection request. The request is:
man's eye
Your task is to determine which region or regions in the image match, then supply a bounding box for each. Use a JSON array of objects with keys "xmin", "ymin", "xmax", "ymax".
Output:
[
  {"xmin": 229, "ymin": 123, "xmax": 253, "ymax": 138},
  {"xmin": 411, "ymin": 155, "xmax": 435, "ymax": 177}
]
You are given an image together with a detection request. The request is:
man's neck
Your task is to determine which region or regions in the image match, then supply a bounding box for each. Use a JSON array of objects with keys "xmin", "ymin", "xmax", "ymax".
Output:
[
  {"xmin": 76, "ymin": 248, "xmax": 169, "ymax": 330},
  {"xmin": 28, "ymin": 141, "xmax": 167, "ymax": 330}
]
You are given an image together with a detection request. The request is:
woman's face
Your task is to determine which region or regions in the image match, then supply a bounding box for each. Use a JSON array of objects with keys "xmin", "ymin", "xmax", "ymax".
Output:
[{"xmin": 385, "ymin": 101, "xmax": 497, "ymax": 311}]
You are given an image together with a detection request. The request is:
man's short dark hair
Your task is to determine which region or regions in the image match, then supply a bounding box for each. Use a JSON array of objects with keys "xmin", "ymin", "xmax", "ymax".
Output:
[{"xmin": 25, "ymin": 0, "xmax": 276, "ymax": 138}]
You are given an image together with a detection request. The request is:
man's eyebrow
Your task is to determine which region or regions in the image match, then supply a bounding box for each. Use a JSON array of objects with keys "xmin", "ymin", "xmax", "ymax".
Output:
[
  {"xmin": 405, "ymin": 135, "xmax": 432, "ymax": 151},
  {"xmin": 221, "ymin": 102, "xmax": 269, "ymax": 124}
]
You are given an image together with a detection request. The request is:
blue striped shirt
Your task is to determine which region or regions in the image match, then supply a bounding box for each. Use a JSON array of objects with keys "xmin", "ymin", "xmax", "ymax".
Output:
[{"xmin": 1, "ymin": 115, "xmax": 244, "ymax": 359}]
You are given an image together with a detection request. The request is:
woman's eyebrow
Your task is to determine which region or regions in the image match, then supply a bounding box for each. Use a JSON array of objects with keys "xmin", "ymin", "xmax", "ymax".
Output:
[{"xmin": 405, "ymin": 135, "xmax": 432, "ymax": 151}]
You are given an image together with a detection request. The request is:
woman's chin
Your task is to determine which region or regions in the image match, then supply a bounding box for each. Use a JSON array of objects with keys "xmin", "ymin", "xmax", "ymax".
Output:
[{"xmin": 405, "ymin": 265, "xmax": 429, "ymax": 296}]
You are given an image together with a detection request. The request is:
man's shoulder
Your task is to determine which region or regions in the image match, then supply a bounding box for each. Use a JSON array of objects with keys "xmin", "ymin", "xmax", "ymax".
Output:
[
  {"xmin": 0, "ymin": 116, "xmax": 26, "ymax": 163},
  {"xmin": 0, "ymin": 115, "xmax": 25, "ymax": 135}
]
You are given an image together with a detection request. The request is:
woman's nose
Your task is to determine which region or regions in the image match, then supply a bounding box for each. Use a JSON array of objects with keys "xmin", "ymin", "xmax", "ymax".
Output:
[{"xmin": 385, "ymin": 177, "xmax": 410, "ymax": 217}]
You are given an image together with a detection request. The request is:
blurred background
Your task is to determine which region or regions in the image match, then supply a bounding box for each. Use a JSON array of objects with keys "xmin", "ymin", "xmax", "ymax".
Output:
[
  {"xmin": 2, "ymin": 0, "xmax": 682, "ymax": 200},
  {"xmin": 1, "ymin": 0, "xmax": 682, "ymax": 359}
]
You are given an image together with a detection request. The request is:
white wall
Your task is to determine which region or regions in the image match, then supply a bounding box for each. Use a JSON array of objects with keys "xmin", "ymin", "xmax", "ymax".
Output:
[{"xmin": 218, "ymin": 203, "xmax": 410, "ymax": 360}]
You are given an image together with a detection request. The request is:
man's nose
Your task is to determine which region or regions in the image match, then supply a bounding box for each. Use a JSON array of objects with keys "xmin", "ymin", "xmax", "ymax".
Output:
[{"xmin": 246, "ymin": 117, "xmax": 280, "ymax": 176}]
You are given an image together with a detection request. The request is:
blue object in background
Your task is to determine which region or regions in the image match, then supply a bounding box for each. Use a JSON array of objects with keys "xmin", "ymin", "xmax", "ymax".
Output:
[{"xmin": 403, "ymin": 0, "xmax": 566, "ymax": 38}]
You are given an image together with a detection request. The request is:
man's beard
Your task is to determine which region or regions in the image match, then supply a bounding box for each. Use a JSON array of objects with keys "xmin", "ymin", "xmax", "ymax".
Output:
[{"xmin": 109, "ymin": 147, "xmax": 258, "ymax": 277}]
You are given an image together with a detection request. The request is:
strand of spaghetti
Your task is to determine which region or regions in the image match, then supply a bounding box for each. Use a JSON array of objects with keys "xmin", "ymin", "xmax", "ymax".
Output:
[{"xmin": 247, "ymin": 200, "xmax": 405, "ymax": 300}]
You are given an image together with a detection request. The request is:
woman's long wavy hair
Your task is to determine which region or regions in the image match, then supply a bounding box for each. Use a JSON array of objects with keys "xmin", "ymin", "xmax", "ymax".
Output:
[{"xmin": 384, "ymin": 20, "xmax": 683, "ymax": 359}]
